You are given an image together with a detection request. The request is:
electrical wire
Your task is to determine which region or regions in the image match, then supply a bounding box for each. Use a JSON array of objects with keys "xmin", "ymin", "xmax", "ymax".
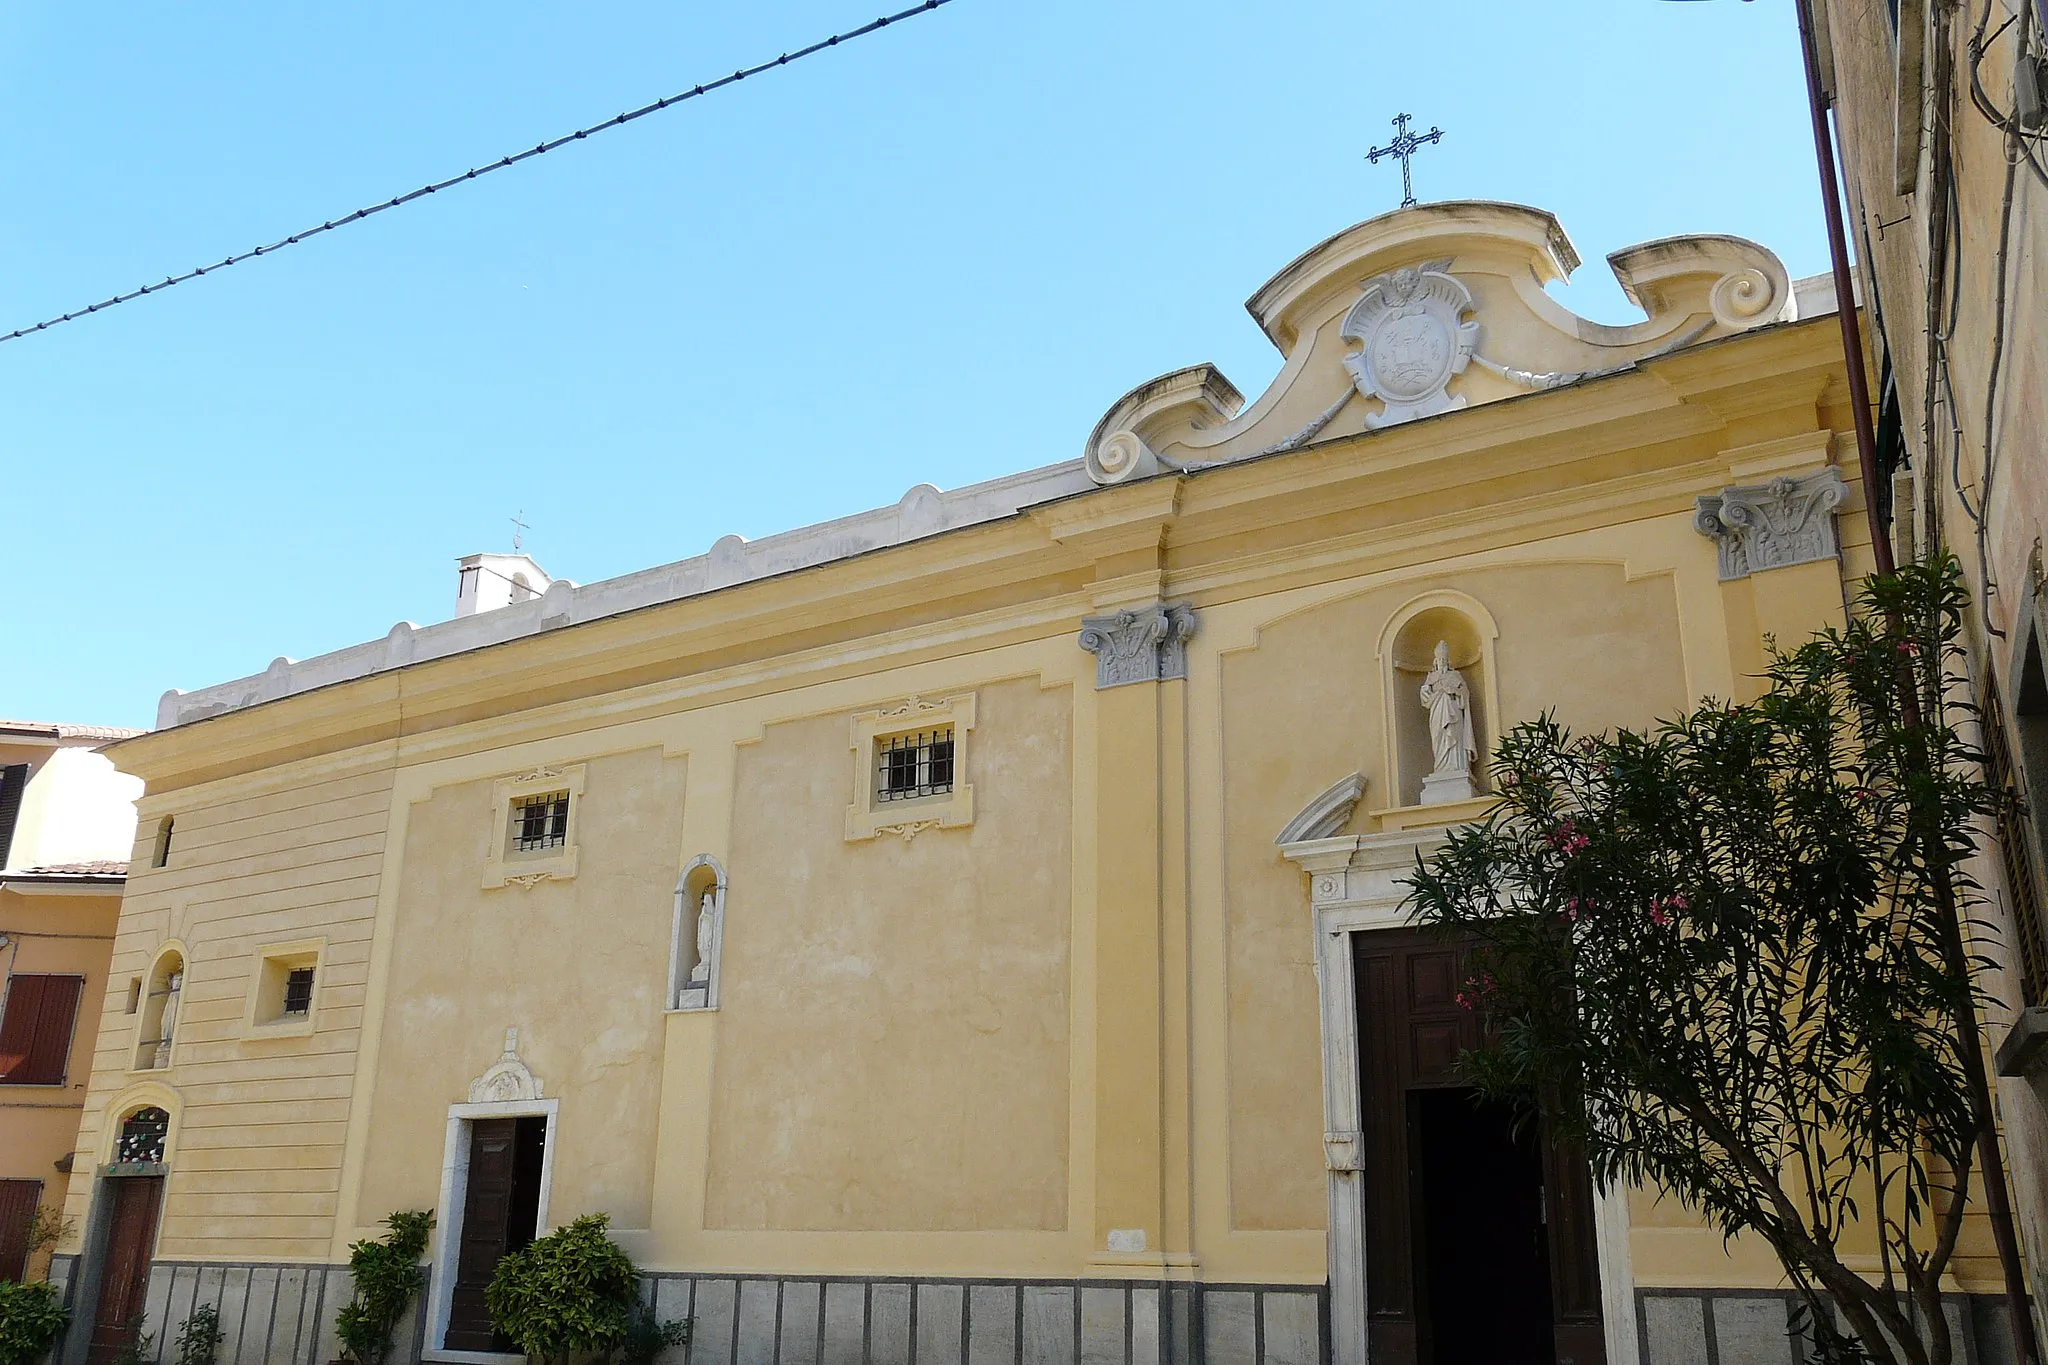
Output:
[{"xmin": 0, "ymin": 0, "xmax": 958, "ymax": 346}]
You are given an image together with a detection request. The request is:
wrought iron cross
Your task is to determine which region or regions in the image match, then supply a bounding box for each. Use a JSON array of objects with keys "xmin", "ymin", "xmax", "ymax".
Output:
[
  {"xmin": 1367, "ymin": 112, "xmax": 1444, "ymax": 208},
  {"xmin": 510, "ymin": 509, "xmax": 529, "ymax": 553}
]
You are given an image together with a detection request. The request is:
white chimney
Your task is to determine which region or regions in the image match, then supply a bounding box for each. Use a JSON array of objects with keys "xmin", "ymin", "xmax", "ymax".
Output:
[{"xmin": 456, "ymin": 553, "xmax": 552, "ymax": 617}]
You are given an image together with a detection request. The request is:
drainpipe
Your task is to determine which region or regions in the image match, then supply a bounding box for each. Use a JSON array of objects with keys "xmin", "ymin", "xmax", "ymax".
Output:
[{"xmin": 1794, "ymin": 0, "xmax": 1894, "ymax": 576}]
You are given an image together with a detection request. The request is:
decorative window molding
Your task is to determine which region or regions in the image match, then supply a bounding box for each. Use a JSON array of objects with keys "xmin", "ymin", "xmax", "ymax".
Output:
[
  {"xmin": 241, "ymin": 938, "xmax": 326, "ymax": 1040},
  {"xmin": 1077, "ymin": 602, "xmax": 1198, "ymax": 688},
  {"xmin": 845, "ymin": 695, "xmax": 977, "ymax": 842},
  {"xmin": 482, "ymin": 764, "xmax": 585, "ymax": 889},
  {"xmin": 669, "ymin": 855, "xmax": 726, "ymax": 1012},
  {"xmin": 1693, "ymin": 467, "xmax": 1847, "ymax": 581}
]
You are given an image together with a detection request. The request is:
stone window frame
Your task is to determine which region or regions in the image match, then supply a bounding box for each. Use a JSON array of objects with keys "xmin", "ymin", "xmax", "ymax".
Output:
[
  {"xmin": 843, "ymin": 694, "xmax": 976, "ymax": 842},
  {"xmin": 240, "ymin": 937, "xmax": 327, "ymax": 1040},
  {"xmin": 482, "ymin": 764, "xmax": 585, "ymax": 889}
]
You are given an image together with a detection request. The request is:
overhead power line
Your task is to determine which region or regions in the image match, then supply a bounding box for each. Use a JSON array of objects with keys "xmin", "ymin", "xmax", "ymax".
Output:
[{"xmin": 1, "ymin": 0, "xmax": 957, "ymax": 347}]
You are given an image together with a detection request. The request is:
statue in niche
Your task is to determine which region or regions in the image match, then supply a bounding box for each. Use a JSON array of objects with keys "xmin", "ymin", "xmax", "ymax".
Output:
[
  {"xmin": 688, "ymin": 889, "xmax": 717, "ymax": 986},
  {"xmin": 154, "ymin": 970, "xmax": 184, "ymax": 1068},
  {"xmin": 1418, "ymin": 640, "xmax": 1477, "ymax": 805}
]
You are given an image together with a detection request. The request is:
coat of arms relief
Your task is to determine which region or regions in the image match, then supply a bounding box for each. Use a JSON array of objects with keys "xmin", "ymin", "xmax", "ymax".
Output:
[{"xmin": 1339, "ymin": 259, "xmax": 1479, "ymax": 429}]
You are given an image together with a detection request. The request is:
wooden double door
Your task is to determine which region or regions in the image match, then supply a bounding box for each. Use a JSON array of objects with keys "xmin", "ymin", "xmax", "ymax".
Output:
[{"xmin": 1353, "ymin": 930, "xmax": 1605, "ymax": 1365}]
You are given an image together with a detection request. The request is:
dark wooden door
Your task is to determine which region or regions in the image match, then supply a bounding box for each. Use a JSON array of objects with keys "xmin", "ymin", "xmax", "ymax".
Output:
[
  {"xmin": 1353, "ymin": 929, "xmax": 1606, "ymax": 1365},
  {"xmin": 445, "ymin": 1119, "xmax": 520, "ymax": 1352},
  {"xmin": 85, "ymin": 1177, "xmax": 162, "ymax": 1365}
]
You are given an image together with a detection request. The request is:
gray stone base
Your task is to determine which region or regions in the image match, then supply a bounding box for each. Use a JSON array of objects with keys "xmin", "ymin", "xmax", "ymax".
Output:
[
  {"xmin": 1638, "ymin": 1288, "xmax": 2021, "ymax": 1365},
  {"xmin": 637, "ymin": 1275, "xmax": 1324, "ymax": 1365},
  {"xmin": 46, "ymin": 1255, "xmax": 398, "ymax": 1365},
  {"xmin": 44, "ymin": 1259, "xmax": 1324, "ymax": 1365}
]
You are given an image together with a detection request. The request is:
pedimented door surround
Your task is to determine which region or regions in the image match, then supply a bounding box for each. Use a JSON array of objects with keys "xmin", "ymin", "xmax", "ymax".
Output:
[
  {"xmin": 1278, "ymin": 828, "xmax": 1641, "ymax": 1365},
  {"xmin": 424, "ymin": 1030, "xmax": 559, "ymax": 1365}
]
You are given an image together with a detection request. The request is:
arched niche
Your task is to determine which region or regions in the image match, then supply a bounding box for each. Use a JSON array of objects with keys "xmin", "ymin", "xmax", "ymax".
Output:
[
  {"xmin": 669, "ymin": 855, "xmax": 726, "ymax": 1011},
  {"xmin": 133, "ymin": 944, "xmax": 188, "ymax": 1072},
  {"xmin": 102, "ymin": 1081, "xmax": 181, "ymax": 1168},
  {"xmin": 1376, "ymin": 591, "xmax": 1502, "ymax": 808}
]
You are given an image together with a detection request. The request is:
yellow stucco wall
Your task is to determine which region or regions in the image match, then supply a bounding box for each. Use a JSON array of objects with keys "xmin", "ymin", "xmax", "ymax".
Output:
[
  {"xmin": 66, "ymin": 255, "xmax": 1952, "ymax": 1311},
  {"xmin": 1218, "ymin": 563, "xmax": 1691, "ymax": 1233},
  {"xmin": 706, "ymin": 678, "xmax": 1072, "ymax": 1234},
  {"xmin": 356, "ymin": 746, "xmax": 686, "ymax": 1229},
  {"xmin": 0, "ymin": 886, "xmax": 118, "ymax": 1278},
  {"xmin": 66, "ymin": 767, "xmax": 392, "ymax": 1260}
]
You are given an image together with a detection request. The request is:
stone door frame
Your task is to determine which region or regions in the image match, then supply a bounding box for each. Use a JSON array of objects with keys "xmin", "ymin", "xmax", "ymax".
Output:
[
  {"xmin": 1280, "ymin": 830, "xmax": 1640, "ymax": 1365},
  {"xmin": 422, "ymin": 1097, "xmax": 560, "ymax": 1365}
]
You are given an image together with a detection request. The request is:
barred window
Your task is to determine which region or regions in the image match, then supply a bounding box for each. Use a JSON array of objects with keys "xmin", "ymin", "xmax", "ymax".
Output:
[
  {"xmin": 1984, "ymin": 680, "xmax": 2048, "ymax": 1006},
  {"xmin": 117, "ymin": 1107, "xmax": 169, "ymax": 1164},
  {"xmin": 876, "ymin": 728, "xmax": 955, "ymax": 802},
  {"xmin": 282, "ymin": 968, "xmax": 316, "ymax": 1017},
  {"xmin": 513, "ymin": 791, "xmax": 570, "ymax": 852}
]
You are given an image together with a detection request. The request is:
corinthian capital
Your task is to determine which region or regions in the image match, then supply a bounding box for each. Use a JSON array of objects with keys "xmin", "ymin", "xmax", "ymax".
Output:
[{"xmin": 1078, "ymin": 601, "xmax": 1199, "ymax": 688}]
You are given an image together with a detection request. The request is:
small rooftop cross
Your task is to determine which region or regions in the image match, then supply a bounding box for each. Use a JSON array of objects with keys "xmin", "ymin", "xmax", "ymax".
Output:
[
  {"xmin": 510, "ymin": 509, "xmax": 529, "ymax": 553},
  {"xmin": 1367, "ymin": 112, "xmax": 1444, "ymax": 209}
]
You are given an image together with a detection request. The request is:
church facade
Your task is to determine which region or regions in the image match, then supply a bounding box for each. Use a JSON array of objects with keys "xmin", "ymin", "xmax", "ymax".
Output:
[{"xmin": 51, "ymin": 202, "xmax": 2012, "ymax": 1365}]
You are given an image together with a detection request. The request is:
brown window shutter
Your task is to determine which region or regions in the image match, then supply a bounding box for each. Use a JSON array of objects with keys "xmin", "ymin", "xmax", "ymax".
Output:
[
  {"xmin": 0, "ymin": 975, "xmax": 83, "ymax": 1086},
  {"xmin": 0, "ymin": 764, "xmax": 27, "ymax": 869},
  {"xmin": 0, "ymin": 1179, "xmax": 43, "ymax": 1281}
]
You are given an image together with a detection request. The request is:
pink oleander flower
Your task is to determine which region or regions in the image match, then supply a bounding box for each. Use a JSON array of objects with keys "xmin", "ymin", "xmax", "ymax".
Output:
[
  {"xmin": 1564, "ymin": 896, "xmax": 1582, "ymax": 922},
  {"xmin": 1545, "ymin": 819, "xmax": 1591, "ymax": 855},
  {"xmin": 1648, "ymin": 903, "xmax": 1670, "ymax": 927}
]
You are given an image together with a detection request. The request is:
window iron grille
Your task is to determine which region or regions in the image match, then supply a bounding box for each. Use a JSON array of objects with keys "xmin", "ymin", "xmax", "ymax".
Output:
[
  {"xmin": 1983, "ymin": 681, "xmax": 2048, "ymax": 1006},
  {"xmin": 117, "ymin": 1107, "xmax": 170, "ymax": 1164},
  {"xmin": 513, "ymin": 791, "xmax": 570, "ymax": 852},
  {"xmin": 876, "ymin": 728, "xmax": 955, "ymax": 802},
  {"xmin": 282, "ymin": 967, "xmax": 315, "ymax": 1016}
]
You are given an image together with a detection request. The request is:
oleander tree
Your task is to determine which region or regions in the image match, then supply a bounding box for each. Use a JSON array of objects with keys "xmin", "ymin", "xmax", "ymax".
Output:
[{"xmin": 1404, "ymin": 555, "xmax": 2007, "ymax": 1365}]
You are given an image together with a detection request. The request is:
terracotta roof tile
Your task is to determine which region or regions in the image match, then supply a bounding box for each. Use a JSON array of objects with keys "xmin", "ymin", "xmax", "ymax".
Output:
[
  {"xmin": 10, "ymin": 861, "xmax": 129, "ymax": 878},
  {"xmin": 0, "ymin": 721, "xmax": 148, "ymax": 741}
]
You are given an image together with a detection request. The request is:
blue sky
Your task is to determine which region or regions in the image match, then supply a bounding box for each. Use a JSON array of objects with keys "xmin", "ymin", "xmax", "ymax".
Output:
[{"xmin": 1, "ymin": 0, "xmax": 1826, "ymax": 731}]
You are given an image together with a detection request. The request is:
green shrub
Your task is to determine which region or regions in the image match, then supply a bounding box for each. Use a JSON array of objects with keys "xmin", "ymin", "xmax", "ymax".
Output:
[
  {"xmin": 484, "ymin": 1214, "xmax": 645, "ymax": 1365},
  {"xmin": 173, "ymin": 1302, "xmax": 222, "ymax": 1365},
  {"xmin": 108, "ymin": 1315, "xmax": 153, "ymax": 1365},
  {"xmin": 0, "ymin": 1279, "xmax": 69, "ymax": 1365},
  {"xmin": 614, "ymin": 1302, "xmax": 690, "ymax": 1365},
  {"xmin": 335, "ymin": 1210, "xmax": 433, "ymax": 1365}
]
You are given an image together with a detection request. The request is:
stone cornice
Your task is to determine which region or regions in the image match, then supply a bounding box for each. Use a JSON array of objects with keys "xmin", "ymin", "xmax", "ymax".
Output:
[{"xmin": 108, "ymin": 316, "xmax": 1854, "ymax": 794}]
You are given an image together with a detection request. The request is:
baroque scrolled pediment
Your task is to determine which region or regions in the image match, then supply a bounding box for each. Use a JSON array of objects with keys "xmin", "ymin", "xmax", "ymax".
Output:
[{"xmin": 1084, "ymin": 201, "xmax": 1797, "ymax": 485}]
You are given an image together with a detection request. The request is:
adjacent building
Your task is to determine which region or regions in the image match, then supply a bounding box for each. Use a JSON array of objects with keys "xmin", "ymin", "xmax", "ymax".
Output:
[
  {"xmin": 1, "ymin": 720, "xmax": 143, "ymax": 1282},
  {"xmin": 1810, "ymin": 0, "xmax": 2048, "ymax": 1340},
  {"xmin": 50, "ymin": 202, "xmax": 2001, "ymax": 1365}
]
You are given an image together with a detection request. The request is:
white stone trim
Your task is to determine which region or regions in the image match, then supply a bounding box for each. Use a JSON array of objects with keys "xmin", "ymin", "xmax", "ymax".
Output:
[
  {"xmin": 844, "ymin": 694, "xmax": 976, "ymax": 842},
  {"xmin": 481, "ymin": 765, "xmax": 585, "ymax": 890},
  {"xmin": 158, "ymin": 462, "xmax": 1097, "ymax": 730},
  {"xmin": 669, "ymin": 854, "xmax": 726, "ymax": 1011},
  {"xmin": 424, "ymin": 1077, "xmax": 559, "ymax": 1359},
  {"xmin": 1279, "ymin": 827, "xmax": 1639, "ymax": 1365}
]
